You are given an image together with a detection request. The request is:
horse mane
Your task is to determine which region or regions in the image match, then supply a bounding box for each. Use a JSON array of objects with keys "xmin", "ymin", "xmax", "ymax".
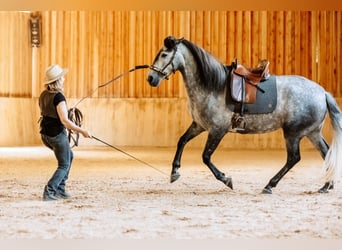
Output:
[{"xmin": 180, "ymin": 39, "xmax": 228, "ymax": 92}]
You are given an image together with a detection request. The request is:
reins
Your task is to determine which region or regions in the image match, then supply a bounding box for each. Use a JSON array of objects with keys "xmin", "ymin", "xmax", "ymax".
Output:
[
  {"xmin": 68, "ymin": 64, "xmax": 149, "ymax": 147},
  {"xmin": 72, "ymin": 64, "xmax": 149, "ymax": 109},
  {"xmin": 67, "ymin": 64, "xmax": 168, "ymax": 177}
]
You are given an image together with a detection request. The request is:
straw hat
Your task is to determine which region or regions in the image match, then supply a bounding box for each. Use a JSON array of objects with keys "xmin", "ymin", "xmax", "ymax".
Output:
[{"xmin": 44, "ymin": 64, "xmax": 68, "ymax": 83}]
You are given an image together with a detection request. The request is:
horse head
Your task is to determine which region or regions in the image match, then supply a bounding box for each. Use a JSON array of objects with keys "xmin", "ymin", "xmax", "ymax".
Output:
[
  {"xmin": 147, "ymin": 36, "xmax": 184, "ymax": 87},
  {"xmin": 164, "ymin": 36, "xmax": 180, "ymax": 49}
]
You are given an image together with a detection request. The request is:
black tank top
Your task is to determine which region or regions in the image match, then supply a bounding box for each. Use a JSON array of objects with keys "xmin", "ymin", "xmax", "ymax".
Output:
[{"xmin": 39, "ymin": 90, "xmax": 66, "ymax": 136}]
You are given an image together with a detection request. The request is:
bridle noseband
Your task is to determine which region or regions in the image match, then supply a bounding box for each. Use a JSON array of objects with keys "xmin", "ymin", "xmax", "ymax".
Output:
[{"xmin": 149, "ymin": 45, "xmax": 178, "ymax": 80}]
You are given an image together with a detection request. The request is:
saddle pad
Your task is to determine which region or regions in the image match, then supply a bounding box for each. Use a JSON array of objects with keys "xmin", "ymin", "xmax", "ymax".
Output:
[{"xmin": 226, "ymin": 75, "xmax": 277, "ymax": 114}]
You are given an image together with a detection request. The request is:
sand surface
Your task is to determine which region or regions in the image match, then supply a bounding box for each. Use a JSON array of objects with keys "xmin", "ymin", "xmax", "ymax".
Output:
[{"xmin": 0, "ymin": 146, "xmax": 341, "ymax": 239}]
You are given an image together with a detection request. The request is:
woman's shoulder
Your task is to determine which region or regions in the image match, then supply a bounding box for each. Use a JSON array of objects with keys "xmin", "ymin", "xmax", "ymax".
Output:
[
  {"xmin": 53, "ymin": 92, "xmax": 66, "ymax": 105},
  {"xmin": 54, "ymin": 91, "xmax": 66, "ymax": 98}
]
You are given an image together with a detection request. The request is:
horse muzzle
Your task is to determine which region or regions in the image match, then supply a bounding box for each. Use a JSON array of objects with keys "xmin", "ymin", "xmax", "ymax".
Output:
[{"xmin": 146, "ymin": 74, "xmax": 161, "ymax": 87}]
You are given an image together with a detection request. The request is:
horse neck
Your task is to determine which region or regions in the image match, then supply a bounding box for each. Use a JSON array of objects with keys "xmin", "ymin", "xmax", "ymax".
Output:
[
  {"xmin": 181, "ymin": 65, "xmax": 202, "ymax": 90},
  {"xmin": 178, "ymin": 44, "xmax": 227, "ymax": 95},
  {"xmin": 179, "ymin": 61, "xmax": 205, "ymax": 101}
]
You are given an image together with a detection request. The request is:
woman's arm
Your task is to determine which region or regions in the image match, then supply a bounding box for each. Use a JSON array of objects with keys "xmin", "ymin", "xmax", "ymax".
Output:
[{"xmin": 56, "ymin": 101, "xmax": 92, "ymax": 138}]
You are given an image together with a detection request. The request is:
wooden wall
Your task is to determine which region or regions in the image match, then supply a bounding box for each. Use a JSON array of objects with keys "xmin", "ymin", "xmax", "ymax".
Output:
[
  {"xmin": 0, "ymin": 11, "xmax": 341, "ymax": 148},
  {"xmin": 0, "ymin": 12, "xmax": 32, "ymax": 97}
]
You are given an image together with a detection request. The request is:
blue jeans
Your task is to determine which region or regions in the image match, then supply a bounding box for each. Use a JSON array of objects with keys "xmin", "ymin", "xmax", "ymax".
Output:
[{"xmin": 41, "ymin": 130, "xmax": 74, "ymax": 193}]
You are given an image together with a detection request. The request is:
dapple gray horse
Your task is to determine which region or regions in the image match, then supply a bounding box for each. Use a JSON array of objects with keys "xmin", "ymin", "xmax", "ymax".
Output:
[{"xmin": 147, "ymin": 36, "xmax": 342, "ymax": 194}]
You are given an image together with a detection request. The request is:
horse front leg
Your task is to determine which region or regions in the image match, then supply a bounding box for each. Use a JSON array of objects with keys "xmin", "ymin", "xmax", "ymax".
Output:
[
  {"xmin": 171, "ymin": 122, "xmax": 204, "ymax": 183},
  {"xmin": 202, "ymin": 130, "xmax": 233, "ymax": 189}
]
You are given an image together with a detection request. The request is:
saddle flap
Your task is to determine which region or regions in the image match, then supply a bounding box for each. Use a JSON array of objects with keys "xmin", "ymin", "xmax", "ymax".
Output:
[
  {"xmin": 226, "ymin": 75, "xmax": 277, "ymax": 115},
  {"xmin": 230, "ymin": 71, "xmax": 257, "ymax": 103},
  {"xmin": 230, "ymin": 72, "xmax": 244, "ymax": 102}
]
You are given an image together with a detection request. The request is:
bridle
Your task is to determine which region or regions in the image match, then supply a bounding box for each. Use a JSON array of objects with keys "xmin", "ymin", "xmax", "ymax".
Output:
[{"xmin": 149, "ymin": 44, "xmax": 178, "ymax": 80}]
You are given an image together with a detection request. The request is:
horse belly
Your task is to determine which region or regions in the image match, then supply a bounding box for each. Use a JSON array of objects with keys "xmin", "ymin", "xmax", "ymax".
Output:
[{"xmin": 241, "ymin": 114, "xmax": 283, "ymax": 134}]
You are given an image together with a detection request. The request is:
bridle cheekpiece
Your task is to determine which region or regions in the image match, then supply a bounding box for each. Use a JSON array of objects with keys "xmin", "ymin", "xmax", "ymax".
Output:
[{"xmin": 149, "ymin": 36, "xmax": 184, "ymax": 80}]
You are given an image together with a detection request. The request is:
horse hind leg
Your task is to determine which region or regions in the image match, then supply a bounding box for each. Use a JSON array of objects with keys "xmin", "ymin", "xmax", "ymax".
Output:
[
  {"xmin": 171, "ymin": 122, "xmax": 204, "ymax": 183},
  {"xmin": 202, "ymin": 131, "xmax": 233, "ymax": 189},
  {"xmin": 262, "ymin": 135, "xmax": 301, "ymax": 194},
  {"xmin": 307, "ymin": 131, "xmax": 334, "ymax": 193}
]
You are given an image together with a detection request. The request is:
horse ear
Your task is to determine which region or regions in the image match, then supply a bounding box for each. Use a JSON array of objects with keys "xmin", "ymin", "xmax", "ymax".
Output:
[{"xmin": 164, "ymin": 36, "xmax": 177, "ymax": 49}]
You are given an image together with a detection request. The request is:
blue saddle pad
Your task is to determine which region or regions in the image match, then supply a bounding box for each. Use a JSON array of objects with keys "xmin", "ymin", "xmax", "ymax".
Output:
[{"xmin": 226, "ymin": 75, "xmax": 277, "ymax": 114}]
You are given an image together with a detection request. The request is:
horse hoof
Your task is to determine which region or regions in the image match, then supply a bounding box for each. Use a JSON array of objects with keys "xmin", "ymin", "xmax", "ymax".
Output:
[
  {"xmin": 318, "ymin": 182, "xmax": 333, "ymax": 193},
  {"xmin": 262, "ymin": 187, "xmax": 272, "ymax": 194},
  {"xmin": 318, "ymin": 188, "xmax": 329, "ymax": 193},
  {"xmin": 170, "ymin": 173, "xmax": 180, "ymax": 183},
  {"xmin": 224, "ymin": 177, "xmax": 233, "ymax": 190}
]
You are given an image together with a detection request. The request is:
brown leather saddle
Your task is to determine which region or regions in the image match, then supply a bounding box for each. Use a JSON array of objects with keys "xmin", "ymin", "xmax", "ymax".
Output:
[
  {"xmin": 229, "ymin": 59, "xmax": 271, "ymax": 131},
  {"xmin": 231, "ymin": 59, "xmax": 270, "ymax": 104}
]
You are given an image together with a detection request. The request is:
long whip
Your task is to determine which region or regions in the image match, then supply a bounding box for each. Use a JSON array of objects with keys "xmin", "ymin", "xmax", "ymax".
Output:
[
  {"xmin": 72, "ymin": 64, "xmax": 149, "ymax": 109},
  {"xmin": 92, "ymin": 136, "xmax": 168, "ymax": 176},
  {"xmin": 67, "ymin": 64, "xmax": 149, "ymax": 147},
  {"xmin": 66, "ymin": 65, "xmax": 169, "ymax": 176}
]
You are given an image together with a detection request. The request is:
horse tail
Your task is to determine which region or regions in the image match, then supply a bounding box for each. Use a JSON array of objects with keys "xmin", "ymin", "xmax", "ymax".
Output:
[{"xmin": 324, "ymin": 92, "xmax": 342, "ymax": 183}]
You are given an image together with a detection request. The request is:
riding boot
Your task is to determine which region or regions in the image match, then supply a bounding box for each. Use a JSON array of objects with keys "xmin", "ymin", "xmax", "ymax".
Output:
[
  {"xmin": 55, "ymin": 189, "xmax": 72, "ymax": 199},
  {"xmin": 42, "ymin": 185, "xmax": 59, "ymax": 201}
]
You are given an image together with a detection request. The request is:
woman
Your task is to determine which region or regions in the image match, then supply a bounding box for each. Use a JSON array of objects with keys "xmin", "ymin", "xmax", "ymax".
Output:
[{"xmin": 39, "ymin": 64, "xmax": 92, "ymax": 201}]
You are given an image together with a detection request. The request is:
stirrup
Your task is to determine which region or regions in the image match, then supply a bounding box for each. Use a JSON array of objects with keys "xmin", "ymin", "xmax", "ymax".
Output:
[{"xmin": 232, "ymin": 115, "xmax": 247, "ymax": 132}]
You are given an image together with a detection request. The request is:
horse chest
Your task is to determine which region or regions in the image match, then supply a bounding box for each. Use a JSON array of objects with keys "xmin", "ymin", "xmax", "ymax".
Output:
[{"xmin": 188, "ymin": 94, "xmax": 229, "ymax": 129}]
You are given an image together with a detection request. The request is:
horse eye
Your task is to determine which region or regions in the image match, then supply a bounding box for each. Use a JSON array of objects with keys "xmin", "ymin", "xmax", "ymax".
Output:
[{"xmin": 161, "ymin": 53, "xmax": 168, "ymax": 58}]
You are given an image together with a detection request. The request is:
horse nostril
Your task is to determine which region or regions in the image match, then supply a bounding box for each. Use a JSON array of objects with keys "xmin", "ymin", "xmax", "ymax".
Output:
[{"xmin": 147, "ymin": 75, "xmax": 153, "ymax": 83}]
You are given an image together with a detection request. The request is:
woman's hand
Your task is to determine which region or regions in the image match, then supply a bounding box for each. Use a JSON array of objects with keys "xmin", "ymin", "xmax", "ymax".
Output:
[
  {"xmin": 57, "ymin": 101, "xmax": 92, "ymax": 139},
  {"xmin": 80, "ymin": 129, "xmax": 92, "ymax": 138}
]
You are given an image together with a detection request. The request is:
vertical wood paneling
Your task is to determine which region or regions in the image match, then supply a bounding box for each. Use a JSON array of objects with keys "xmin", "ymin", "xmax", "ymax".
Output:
[
  {"xmin": 250, "ymin": 12, "xmax": 260, "ymax": 66},
  {"xmin": 266, "ymin": 12, "xmax": 276, "ymax": 73},
  {"xmin": 275, "ymin": 11, "xmax": 285, "ymax": 75},
  {"xmin": 301, "ymin": 12, "xmax": 311, "ymax": 78},
  {"xmin": 294, "ymin": 12, "xmax": 302, "ymax": 78},
  {"xmin": 284, "ymin": 11, "xmax": 293, "ymax": 74},
  {"xmin": 311, "ymin": 11, "xmax": 318, "ymax": 81},
  {"xmin": 113, "ymin": 11, "xmax": 124, "ymax": 98},
  {"xmin": 1, "ymin": 11, "xmax": 341, "ymax": 100},
  {"xmin": 242, "ymin": 11, "xmax": 251, "ymax": 65},
  {"xmin": 217, "ymin": 12, "xmax": 227, "ymax": 63},
  {"xmin": 1, "ymin": 11, "xmax": 342, "ymax": 148},
  {"xmin": 235, "ymin": 12, "xmax": 243, "ymax": 62},
  {"xmin": 336, "ymin": 12, "xmax": 342, "ymax": 96},
  {"xmin": 0, "ymin": 12, "xmax": 31, "ymax": 97},
  {"xmin": 128, "ymin": 11, "xmax": 136, "ymax": 98},
  {"xmin": 226, "ymin": 12, "xmax": 236, "ymax": 63}
]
